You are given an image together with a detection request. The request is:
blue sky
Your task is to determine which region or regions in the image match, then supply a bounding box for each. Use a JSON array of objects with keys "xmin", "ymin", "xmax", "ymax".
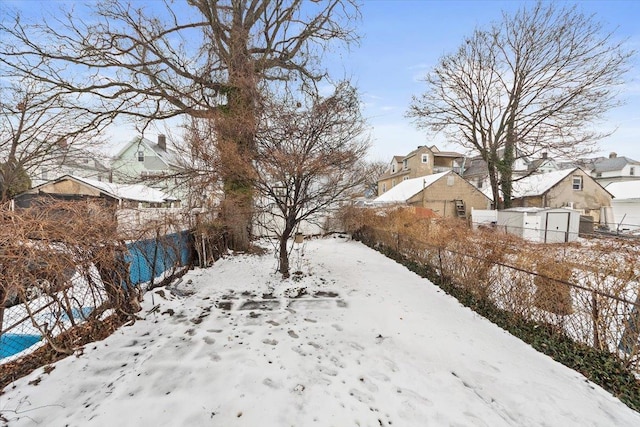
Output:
[
  {"xmin": 352, "ymin": 1, "xmax": 640, "ymax": 162},
  {"xmin": 5, "ymin": 1, "xmax": 640, "ymax": 162}
]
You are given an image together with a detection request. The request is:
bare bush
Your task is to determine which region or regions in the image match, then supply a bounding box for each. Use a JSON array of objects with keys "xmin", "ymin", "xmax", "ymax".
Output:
[{"xmin": 342, "ymin": 206, "xmax": 640, "ymax": 373}]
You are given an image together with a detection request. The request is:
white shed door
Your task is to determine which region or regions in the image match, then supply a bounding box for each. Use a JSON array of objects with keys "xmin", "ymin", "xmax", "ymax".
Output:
[
  {"xmin": 545, "ymin": 212, "xmax": 570, "ymax": 243},
  {"xmin": 522, "ymin": 215, "xmax": 542, "ymax": 242}
]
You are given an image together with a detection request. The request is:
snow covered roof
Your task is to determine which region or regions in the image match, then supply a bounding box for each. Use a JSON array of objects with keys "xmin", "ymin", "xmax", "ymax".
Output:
[
  {"xmin": 511, "ymin": 168, "xmax": 576, "ymax": 198},
  {"xmin": 30, "ymin": 175, "xmax": 178, "ymax": 203},
  {"xmin": 73, "ymin": 175, "xmax": 177, "ymax": 203},
  {"xmin": 374, "ymin": 171, "xmax": 450, "ymax": 202},
  {"xmin": 606, "ymin": 180, "xmax": 640, "ymax": 200}
]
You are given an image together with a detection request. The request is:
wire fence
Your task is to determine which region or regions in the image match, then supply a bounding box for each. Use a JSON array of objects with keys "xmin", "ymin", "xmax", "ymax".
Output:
[
  {"xmin": 0, "ymin": 201, "xmax": 194, "ymax": 366},
  {"xmin": 341, "ymin": 206, "xmax": 640, "ymax": 375}
]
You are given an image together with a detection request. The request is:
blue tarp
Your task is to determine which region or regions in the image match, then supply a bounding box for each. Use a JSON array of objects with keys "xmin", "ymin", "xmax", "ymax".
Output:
[
  {"xmin": 125, "ymin": 230, "xmax": 192, "ymax": 285},
  {"xmin": 0, "ymin": 334, "xmax": 41, "ymax": 359}
]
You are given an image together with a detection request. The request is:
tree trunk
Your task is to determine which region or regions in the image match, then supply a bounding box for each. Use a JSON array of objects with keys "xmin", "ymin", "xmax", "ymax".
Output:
[
  {"xmin": 279, "ymin": 225, "xmax": 294, "ymax": 278},
  {"xmin": 487, "ymin": 154, "xmax": 502, "ymax": 210},
  {"xmin": 216, "ymin": 83, "xmax": 258, "ymax": 252},
  {"xmin": 500, "ymin": 133, "xmax": 515, "ymax": 209}
]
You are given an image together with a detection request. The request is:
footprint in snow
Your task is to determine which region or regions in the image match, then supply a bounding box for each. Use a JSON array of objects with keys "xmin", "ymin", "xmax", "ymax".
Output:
[
  {"xmin": 318, "ymin": 365, "xmax": 338, "ymax": 377},
  {"xmin": 348, "ymin": 342, "xmax": 364, "ymax": 351},
  {"xmin": 358, "ymin": 376, "xmax": 379, "ymax": 393},
  {"xmin": 203, "ymin": 336, "xmax": 215, "ymax": 345},
  {"xmin": 348, "ymin": 388, "xmax": 374, "ymax": 404},
  {"xmin": 331, "ymin": 324, "xmax": 343, "ymax": 331},
  {"xmin": 288, "ymin": 330, "xmax": 299, "ymax": 339},
  {"xmin": 262, "ymin": 378, "xmax": 281, "ymax": 389}
]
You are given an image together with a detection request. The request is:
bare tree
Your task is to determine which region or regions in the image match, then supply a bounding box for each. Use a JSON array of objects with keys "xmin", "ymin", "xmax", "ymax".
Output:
[
  {"xmin": 408, "ymin": 1, "xmax": 632, "ymax": 208},
  {"xmin": 0, "ymin": 0, "xmax": 359, "ymax": 249},
  {"xmin": 361, "ymin": 159, "xmax": 388, "ymax": 198},
  {"xmin": 254, "ymin": 83, "xmax": 369, "ymax": 277},
  {"xmin": 0, "ymin": 81, "xmax": 110, "ymax": 201}
]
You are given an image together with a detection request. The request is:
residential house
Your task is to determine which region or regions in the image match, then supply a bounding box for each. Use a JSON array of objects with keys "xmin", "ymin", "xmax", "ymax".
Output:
[
  {"xmin": 605, "ymin": 181, "xmax": 640, "ymax": 233},
  {"xmin": 377, "ymin": 145, "xmax": 463, "ymax": 195},
  {"xmin": 111, "ymin": 135, "xmax": 186, "ymax": 199},
  {"xmin": 589, "ymin": 153, "xmax": 640, "ymax": 187},
  {"xmin": 510, "ymin": 168, "xmax": 612, "ymax": 222},
  {"xmin": 31, "ymin": 142, "xmax": 111, "ymax": 187},
  {"xmin": 462, "ymin": 149, "xmax": 531, "ymax": 190},
  {"xmin": 373, "ymin": 171, "xmax": 492, "ymax": 218},
  {"xmin": 527, "ymin": 153, "xmax": 560, "ymax": 175},
  {"xmin": 16, "ymin": 175, "xmax": 184, "ymax": 238}
]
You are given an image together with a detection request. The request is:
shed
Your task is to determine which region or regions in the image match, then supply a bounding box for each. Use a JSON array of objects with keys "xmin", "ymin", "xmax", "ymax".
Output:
[{"xmin": 497, "ymin": 207, "xmax": 581, "ymax": 243}]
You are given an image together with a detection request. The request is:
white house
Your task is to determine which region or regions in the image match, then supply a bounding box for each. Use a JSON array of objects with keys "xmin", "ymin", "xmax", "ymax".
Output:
[
  {"xmin": 31, "ymin": 144, "xmax": 111, "ymax": 187},
  {"xmin": 605, "ymin": 181, "xmax": 640, "ymax": 233},
  {"xmin": 590, "ymin": 153, "xmax": 640, "ymax": 187}
]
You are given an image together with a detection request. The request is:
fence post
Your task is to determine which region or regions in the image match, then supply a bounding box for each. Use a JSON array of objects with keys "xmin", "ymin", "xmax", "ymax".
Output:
[{"xmin": 592, "ymin": 291, "xmax": 600, "ymax": 350}]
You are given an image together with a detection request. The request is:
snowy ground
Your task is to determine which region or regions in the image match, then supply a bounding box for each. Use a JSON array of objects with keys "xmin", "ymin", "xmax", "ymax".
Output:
[{"xmin": 1, "ymin": 236, "xmax": 639, "ymax": 426}]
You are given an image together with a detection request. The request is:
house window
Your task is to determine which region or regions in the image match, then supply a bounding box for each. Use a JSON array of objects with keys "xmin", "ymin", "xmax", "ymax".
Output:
[
  {"xmin": 391, "ymin": 163, "xmax": 396, "ymax": 173},
  {"xmin": 596, "ymin": 172, "xmax": 602, "ymax": 178},
  {"xmin": 137, "ymin": 151, "xmax": 145, "ymax": 162},
  {"xmin": 402, "ymin": 159, "xmax": 408, "ymax": 170},
  {"xmin": 572, "ymin": 175, "xmax": 583, "ymax": 191},
  {"xmin": 391, "ymin": 179, "xmax": 396, "ymax": 187},
  {"xmin": 631, "ymin": 167, "xmax": 635, "ymax": 176},
  {"xmin": 41, "ymin": 171, "xmax": 48, "ymax": 180},
  {"xmin": 477, "ymin": 179, "xmax": 483, "ymax": 189},
  {"xmin": 403, "ymin": 176, "xmax": 409, "ymax": 181},
  {"xmin": 421, "ymin": 154, "xmax": 428, "ymax": 163},
  {"xmin": 382, "ymin": 183, "xmax": 386, "ymax": 193}
]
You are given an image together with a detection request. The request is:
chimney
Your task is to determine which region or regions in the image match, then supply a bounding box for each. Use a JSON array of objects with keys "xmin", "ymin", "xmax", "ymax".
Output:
[
  {"xmin": 609, "ymin": 152, "xmax": 617, "ymax": 159},
  {"xmin": 541, "ymin": 152, "xmax": 547, "ymax": 159},
  {"xmin": 158, "ymin": 134, "xmax": 167, "ymax": 151}
]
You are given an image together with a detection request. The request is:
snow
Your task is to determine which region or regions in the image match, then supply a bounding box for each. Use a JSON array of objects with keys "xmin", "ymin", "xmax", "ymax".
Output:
[
  {"xmin": 606, "ymin": 181, "xmax": 640, "ymax": 200},
  {"xmin": 1, "ymin": 237, "xmax": 638, "ymax": 426},
  {"xmin": 69, "ymin": 175, "xmax": 176, "ymax": 203},
  {"xmin": 374, "ymin": 171, "xmax": 450, "ymax": 202},
  {"xmin": 511, "ymin": 169, "xmax": 575, "ymax": 198}
]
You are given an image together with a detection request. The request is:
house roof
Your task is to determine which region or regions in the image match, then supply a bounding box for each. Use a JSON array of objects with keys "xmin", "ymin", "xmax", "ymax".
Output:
[
  {"xmin": 606, "ymin": 180, "xmax": 640, "ymax": 200},
  {"xmin": 433, "ymin": 151, "xmax": 464, "ymax": 158},
  {"xmin": 592, "ymin": 156, "xmax": 640, "ymax": 173},
  {"xmin": 374, "ymin": 171, "xmax": 451, "ymax": 203},
  {"xmin": 511, "ymin": 168, "xmax": 576, "ymax": 198},
  {"xmin": 114, "ymin": 136, "xmax": 182, "ymax": 169},
  {"xmin": 31, "ymin": 175, "xmax": 177, "ymax": 203}
]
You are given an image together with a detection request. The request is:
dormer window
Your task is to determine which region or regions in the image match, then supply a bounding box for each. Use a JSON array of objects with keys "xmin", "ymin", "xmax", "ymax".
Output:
[
  {"xmin": 137, "ymin": 151, "xmax": 145, "ymax": 162},
  {"xmin": 402, "ymin": 159, "xmax": 408, "ymax": 170},
  {"xmin": 391, "ymin": 163, "xmax": 396, "ymax": 173}
]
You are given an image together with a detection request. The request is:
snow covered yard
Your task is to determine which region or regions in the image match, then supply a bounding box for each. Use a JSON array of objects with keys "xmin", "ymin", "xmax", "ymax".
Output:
[{"xmin": 1, "ymin": 236, "xmax": 639, "ymax": 426}]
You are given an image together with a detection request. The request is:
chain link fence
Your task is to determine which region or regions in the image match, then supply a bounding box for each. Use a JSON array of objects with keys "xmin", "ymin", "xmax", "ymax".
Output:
[
  {"xmin": 0, "ymin": 201, "xmax": 194, "ymax": 366},
  {"xmin": 341, "ymin": 206, "xmax": 640, "ymax": 375}
]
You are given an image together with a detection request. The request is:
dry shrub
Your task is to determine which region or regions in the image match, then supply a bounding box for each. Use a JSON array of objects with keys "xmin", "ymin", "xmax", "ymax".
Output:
[
  {"xmin": 534, "ymin": 257, "xmax": 573, "ymax": 316},
  {"xmin": 342, "ymin": 204, "xmax": 640, "ymax": 371},
  {"xmin": 0, "ymin": 199, "xmax": 140, "ymax": 358}
]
